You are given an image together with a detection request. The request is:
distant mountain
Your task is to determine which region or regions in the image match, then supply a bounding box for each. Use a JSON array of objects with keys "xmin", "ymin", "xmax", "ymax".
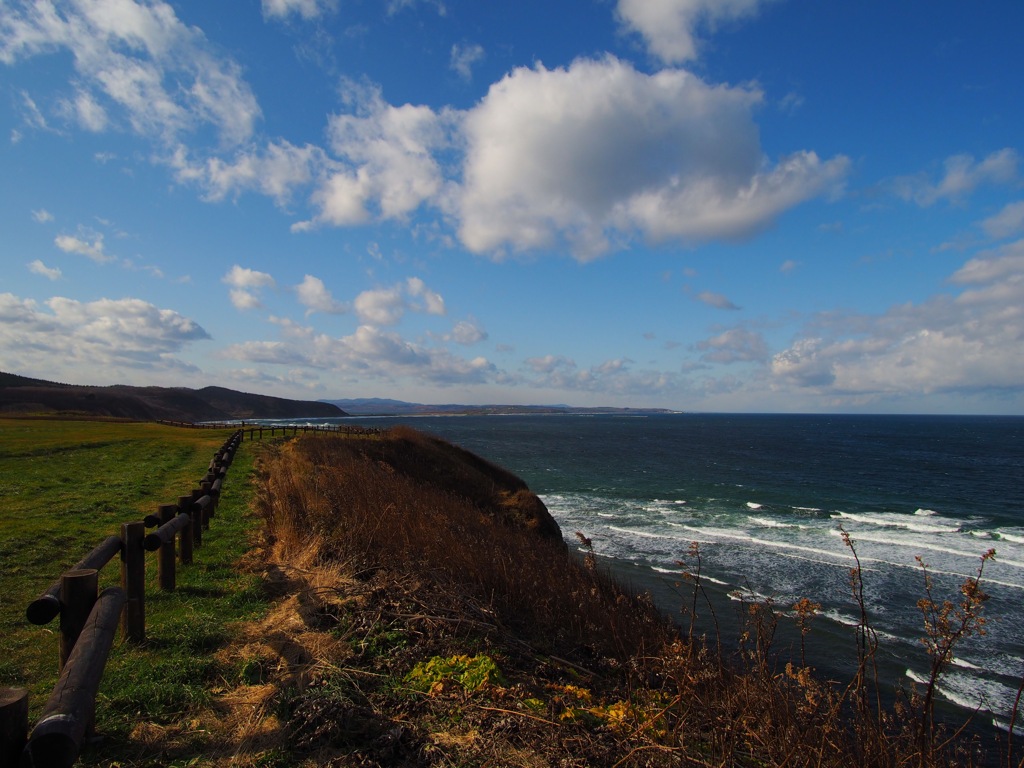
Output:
[
  {"xmin": 323, "ymin": 398, "xmax": 677, "ymax": 417},
  {"xmin": 0, "ymin": 372, "xmax": 347, "ymax": 422}
]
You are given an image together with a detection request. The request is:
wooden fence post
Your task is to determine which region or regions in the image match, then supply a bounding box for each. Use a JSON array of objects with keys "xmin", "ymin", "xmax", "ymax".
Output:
[
  {"xmin": 200, "ymin": 481, "xmax": 213, "ymax": 523},
  {"xmin": 190, "ymin": 490, "xmax": 204, "ymax": 545},
  {"xmin": 22, "ymin": 588, "xmax": 126, "ymax": 768},
  {"xmin": 156, "ymin": 504, "xmax": 177, "ymax": 591},
  {"xmin": 120, "ymin": 521, "xmax": 145, "ymax": 642},
  {"xmin": 177, "ymin": 495, "xmax": 194, "ymax": 563},
  {"xmin": 59, "ymin": 570, "xmax": 97, "ymax": 673},
  {"xmin": 0, "ymin": 688, "xmax": 28, "ymax": 768}
]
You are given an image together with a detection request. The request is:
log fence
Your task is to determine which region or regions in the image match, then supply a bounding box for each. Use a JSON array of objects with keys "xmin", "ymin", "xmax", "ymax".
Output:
[
  {"xmin": 1, "ymin": 430, "xmax": 243, "ymax": 768},
  {"xmin": 158, "ymin": 420, "xmax": 382, "ymax": 441}
]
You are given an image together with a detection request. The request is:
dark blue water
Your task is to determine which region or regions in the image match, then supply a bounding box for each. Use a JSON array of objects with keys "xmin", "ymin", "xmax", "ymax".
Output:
[{"xmin": 255, "ymin": 413, "xmax": 1024, "ymax": 734}]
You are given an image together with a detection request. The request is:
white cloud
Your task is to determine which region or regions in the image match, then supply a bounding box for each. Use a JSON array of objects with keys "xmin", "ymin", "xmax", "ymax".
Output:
[
  {"xmin": 616, "ymin": 0, "xmax": 773, "ymax": 64},
  {"xmin": 224, "ymin": 323, "xmax": 493, "ymax": 386},
  {"xmin": 32, "ymin": 208, "xmax": 53, "ymax": 223},
  {"xmin": 219, "ymin": 340, "xmax": 309, "ymax": 365},
  {"xmin": 458, "ymin": 57, "xmax": 847, "ymax": 260},
  {"xmin": 295, "ymin": 274, "xmax": 347, "ymax": 315},
  {"xmin": 28, "ymin": 259, "xmax": 61, "ymax": 280},
  {"xmin": 172, "ymin": 140, "xmax": 324, "ymax": 205},
  {"xmin": 55, "ymin": 231, "xmax": 113, "ymax": 263},
  {"xmin": 449, "ymin": 318, "xmax": 487, "ymax": 345},
  {"xmin": 223, "ymin": 265, "xmax": 276, "ymax": 311},
  {"xmin": 353, "ymin": 278, "xmax": 445, "ymax": 325},
  {"xmin": 406, "ymin": 276, "xmax": 445, "ymax": 315},
  {"xmin": 296, "ymin": 82, "xmax": 454, "ymax": 229},
  {"xmin": 695, "ymin": 290, "xmax": 741, "ymax": 310},
  {"xmin": 696, "ymin": 327, "xmax": 768, "ymax": 363},
  {"xmin": 0, "ymin": 0, "xmax": 261, "ymax": 146},
  {"xmin": 261, "ymin": 0, "xmax": 337, "ymax": 20},
  {"xmin": 59, "ymin": 88, "xmax": 109, "ymax": 132},
  {"xmin": 223, "ymin": 264, "xmax": 276, "ymax": 289},
  {"xmin": 981, "ymin": 200, "xmax": 1024, "ymax": 240},
  {"xmin": 949, "ymin": 238, "xmax": 1024, "ymax": 286},
  {"xmin": 0, "ymin": 292, "xmax": 208, "ymax": 381},
  {"xmin": 892, "ymin": 149, "xmax": 1019, "ymax": 207},
  {"xmin": 522, "ymin": 353, "xmax": 681, "ymax": 397},
  {"xmin": 770, "ymin": 239, "xmax": 1024, "ymax": 400},
  {"xmin": 353, "ymin": 286, "xmax": 404, "ymax": 325},
  {"xmin": 450, "ymin": 42, "xmax": 484, "ymax": 81},
  {"xmin": 229, "ymin": 288, "xmax": 263, "ymax": 311}
]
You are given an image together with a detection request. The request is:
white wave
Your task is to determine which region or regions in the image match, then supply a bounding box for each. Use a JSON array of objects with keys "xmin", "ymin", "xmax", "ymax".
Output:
[
  {"xmin": 914, "ymin": 508, "xmax": 939, "ymax": 516},
  {"xmin": 830, "ymin": 529, "xmax": 1024, "ymax": 572},
  {"xmin": 991, "ymin": 716, "xmax": 1018, "ymax": 733},
  {"xmin": 747, "ymin": 502, "xmax": 763, "ymax": 510},
  {"xmin": 607, "ymin": 525, "xmax": 678, "ymax": 540},
  {"xmin": 824, "ymin": 609, "xmax": 861, "ymax": 628},
  {"xmin": 950, "ymin": 657, "xmax": 982, "ymax": 671},
  {"xmin": 678, "ymin": 524, "xmax": 857, "ymax": 564},
  {"xmin": 793, "ymin": 506, "xmax": 823, "ymax": 513},
  {"xmin": 651, "ymin": 565, "xmax": 729, "ymax": 585},
  {"xmin": 728, "ymin": 587, "xmax": 770, "ymax": 603},
  {"xmin": 906, "ymin": 668, "xmax": 929, "ymax": 686},
  {"xmin": 674, "ymin": 500, "xmax": 687, "ymax": 505},
  {"xmin": 831, "ymin": 510, "xmax": 961, "ymax": 534},
  {"xmin": 748, "ymin": 516, "xmax": 801, "ymax": 529},
  {"xmin": 996, "ymin": 530, "xmax": 1024, "ymax": 545}
]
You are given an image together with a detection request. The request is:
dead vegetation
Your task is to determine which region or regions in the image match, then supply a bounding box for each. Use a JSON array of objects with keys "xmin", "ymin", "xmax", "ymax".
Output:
[{"xmin": 116, "ymin": 426, "xmax": 1018, "ymax": 766}]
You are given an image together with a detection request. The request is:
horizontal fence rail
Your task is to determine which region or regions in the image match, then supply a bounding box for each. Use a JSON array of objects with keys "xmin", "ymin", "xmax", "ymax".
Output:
[
  {"xmin": 158, "ymin": 420, "xmax": 382, "ymax": 440},
  {"xmin": 2, "ymin": 429, "xmax": 244, "ymax": 768}
]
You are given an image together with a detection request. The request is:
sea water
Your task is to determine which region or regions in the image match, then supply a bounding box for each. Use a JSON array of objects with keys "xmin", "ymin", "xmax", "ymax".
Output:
[{"xmin": 259, "ymin": 413, "xmax": 1024, "ymax": 737}]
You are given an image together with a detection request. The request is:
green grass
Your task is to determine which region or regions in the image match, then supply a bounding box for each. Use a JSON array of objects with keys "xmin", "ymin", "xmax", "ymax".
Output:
[{"xmin": 0, "ymin": 418, "xmax": 268, "ymax": 763}]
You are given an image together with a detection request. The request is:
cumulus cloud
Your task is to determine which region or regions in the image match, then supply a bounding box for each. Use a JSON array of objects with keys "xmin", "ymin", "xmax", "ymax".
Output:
[
  {"xmin": 406, "ymin": 277, "xmax": 445, "ymax": 315},
  {"xmin": 616, "ymin": 0, "xmax": 774, "ymax": 64},
  {"xmin": 696, "ymin": 327, "xmax": 768, "ymax": 363},
  {"xmin": 458, "ymin": 57, "xmax": 848, "ymax": 260},
  {"xmin": 449, "ymin": 318, "xmax": 487, "ymax": 345},
  {"xmin": 0, "ymin": 292, "xmax": 208, "ymax": 380},
  {"xmin": 172, "ymin": 141, "xmax": 325, "ymax": 205},
  {"xmin": 770, "ymin": 238, "xmax": 1024, "ymax": 399},
  {"xmin": 981, "ymin": 200, "xmax": 1024, "ymax": 240},
  {"xmin": 261, "ymin": 0, "xmax": 337, "ymax": 20},
  {"xmin": 223, "ymin": 265, "xmax": 276, "ymax": 310},
  {"xmin": 523, "ymin": 353, "xmax": 680, "ymax": 397},
  {"xmin": 695, "ymin": 290, "xmax": 741, "ymax": 310},
  {"xmin": 55, "ymin": 231, "xmax": 113, "ymax": 263},
  {"xmin": 450, "ymin": 42, "xmax": 484, "ymax": 81},
  {"xmin": 0, "ymin": 0, "xmax": 261, "ymax": 146},
  {"xmin": 32, "ymin": 208, "xmax": 54, "ymax": 223},
  {"xmin": 223, "ymin": 323, "xmax": 494, "ymax": 386},
  {"xmin": 353, "ymin": 277, "xmax": 445, "ymax": 325},
  {"xmin": 294, "ymin": 81, "xmax": 454, "ymax": 230},
  {"xmin": 295, "ymin": 274, "xmax": 347, "ymax": 315},
  {"xmin": 28, "ymin": 259, "xmax": 61, "ymax": 280},
  {"xmin": 892, "ymin": 149, "xmax": 1019, "ymax": 207}
]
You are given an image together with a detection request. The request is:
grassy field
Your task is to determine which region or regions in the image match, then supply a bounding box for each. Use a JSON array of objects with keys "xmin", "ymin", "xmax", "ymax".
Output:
[{"xmin": 0, "ymin": 418, "xmax": 267, "ymax": 764}]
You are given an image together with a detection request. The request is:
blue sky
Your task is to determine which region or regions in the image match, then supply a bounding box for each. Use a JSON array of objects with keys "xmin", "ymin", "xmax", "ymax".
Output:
[{"xmin": 2, "ymin": 0, "xmax": 1023, "ymax": 414}]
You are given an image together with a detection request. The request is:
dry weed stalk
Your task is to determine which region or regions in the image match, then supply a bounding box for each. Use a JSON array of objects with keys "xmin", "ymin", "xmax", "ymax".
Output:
[{"xmin": 915, "ymin": 548, "xmax": 995, "ymax": 760}]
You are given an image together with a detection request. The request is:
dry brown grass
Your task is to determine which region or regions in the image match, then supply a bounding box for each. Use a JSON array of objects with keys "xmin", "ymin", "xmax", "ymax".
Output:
[{"xmin": 176, "ymin": 427, "xmax": 1012, "ymax": 767}]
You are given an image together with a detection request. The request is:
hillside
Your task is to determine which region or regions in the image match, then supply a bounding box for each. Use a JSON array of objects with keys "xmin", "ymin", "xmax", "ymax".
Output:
[
  {"xmin": 0, "ymin": 372, "xmax": 346, "ymax": 422},
  {"xmin": 324, "ymin": 397, "xmax": 678, "ymax": 416}
]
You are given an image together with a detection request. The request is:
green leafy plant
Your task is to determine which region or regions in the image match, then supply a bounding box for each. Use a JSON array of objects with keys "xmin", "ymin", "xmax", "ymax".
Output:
[{"xmin": 405, "ymin": 653, "xmax": 506, "ymax": 693}]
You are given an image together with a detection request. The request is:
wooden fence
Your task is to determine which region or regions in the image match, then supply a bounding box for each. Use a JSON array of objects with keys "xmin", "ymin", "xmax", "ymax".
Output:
[
  {"xmin": 1, "ymin": 430, "xmax": 243, "ymax": 768},
  {"xmin": 158, "ymin": 420, "xmax": 382, "ymax": 440}
]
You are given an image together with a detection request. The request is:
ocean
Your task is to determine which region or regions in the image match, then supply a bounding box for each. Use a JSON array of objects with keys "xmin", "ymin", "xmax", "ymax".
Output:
[{"xmin": 257, "ymin": 412, "xmax": 1024, "ymax": 736}]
